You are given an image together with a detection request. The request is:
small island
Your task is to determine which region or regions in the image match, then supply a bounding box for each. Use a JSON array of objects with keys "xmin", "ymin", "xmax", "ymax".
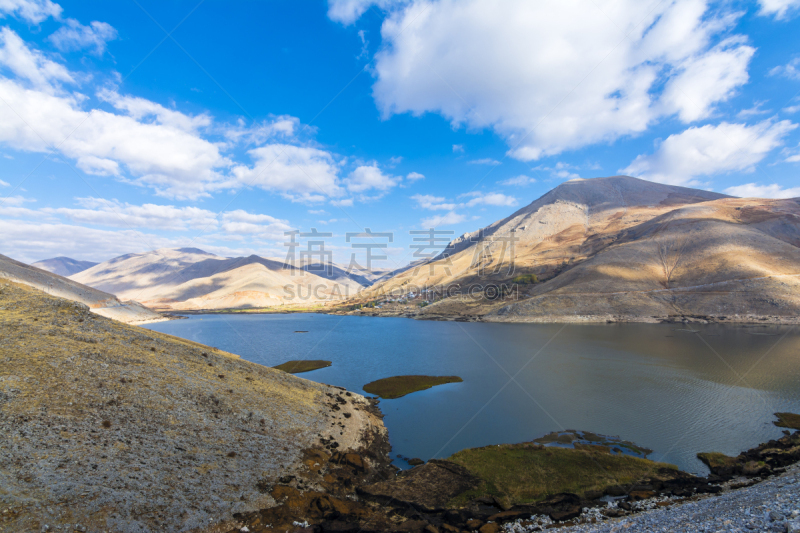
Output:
[
  {"xmin": 273, "ymin": 360, "xmax": 332, "ymax": 373},
  {"xmin": 363, "ymin": 375, "xmax": 463, "ymax": 399}
]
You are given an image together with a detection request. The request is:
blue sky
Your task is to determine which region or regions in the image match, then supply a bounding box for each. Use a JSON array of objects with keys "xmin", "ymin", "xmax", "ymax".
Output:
[{"xmin": 0, "ymin": 0, "xmax": 799, "ymax": 269}]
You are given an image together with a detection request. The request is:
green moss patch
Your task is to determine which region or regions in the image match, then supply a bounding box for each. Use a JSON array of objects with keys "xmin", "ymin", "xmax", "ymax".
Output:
[
  {"xmin": 774, "ymin": 412, "xmax": 800, "ymax": 430},
  {"xmin": 362, "ymin": 375, "xmax": 463, "ymax": 399},
  {"xmin": 697, "ymin": 452, "xmax": 739, "ymax": 470},
  {"xmin": 448, "ymin": 441, "xmax": 676, "ymax": 508},
  {"xmin": 273, "ymin": 360, "xmax": 332, "ymax": 374}
]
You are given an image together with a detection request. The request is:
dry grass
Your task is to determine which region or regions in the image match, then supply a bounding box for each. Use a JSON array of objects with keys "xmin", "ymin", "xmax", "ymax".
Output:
[{"xmin": 0, "ymin": 280, "xmax": 364, "ymax": 532}]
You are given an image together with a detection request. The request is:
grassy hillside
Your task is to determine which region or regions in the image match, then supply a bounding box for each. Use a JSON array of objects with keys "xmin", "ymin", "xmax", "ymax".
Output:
[{"xmin": 0, "ymin": 280, "xmax": 385, "ymax": 532}]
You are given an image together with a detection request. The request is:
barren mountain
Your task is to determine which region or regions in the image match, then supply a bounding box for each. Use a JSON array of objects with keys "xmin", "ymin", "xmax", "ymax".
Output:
[
  {"xmin": 31, "ymin": 256, "xmax": 98, "ymax": 277},
  {"xmin": 0, "ymin": 253, "xmax": 162, "ymax": 324},
  {"xmin": 71, "ymin": 248, "xmax": 364, "ymax": 311},
  {"xmin": 352, "ymin": 176, "xmax": 800, "ymax": 323},
  {"xmin": 0, "ymin": 279, "xmax": 387, "ymax": 532}
]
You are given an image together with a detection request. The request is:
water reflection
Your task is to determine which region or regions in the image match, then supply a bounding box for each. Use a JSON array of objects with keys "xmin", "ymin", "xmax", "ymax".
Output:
[{"xmin": 145, "ymin": 316, "xmax": 800, "ymax": 473}]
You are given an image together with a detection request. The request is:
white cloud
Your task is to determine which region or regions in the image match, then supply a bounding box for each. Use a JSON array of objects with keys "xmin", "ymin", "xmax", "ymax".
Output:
[
  {"xmin": 452, "ymin": 144, "xmax": 464, "ymax": 153},
  {"xmin": 420, "ymin": 211, "xmax": 466, "ymax": 227},
  {"xmin": 623, "ymin": 120, "xmax": 797, "ymax": 185},
  {"xmin": 659, "ymin": 37, "xmax": 754, "ymax": 123},
  {"xmin": 784, "ymin": 104, "xmax": 800, "ymax": 114},
  {"xmin": 468, "ymin": 158, "xmax": 501, "ymax": 165},
  {"xmin": 0, "ymin": 178, "xmax": 8, "ymax": 186},
  {"xmin": 366, "ymin": 0, "xmax": 753, "ymax": 161},
  {"xmin": 0, "ymin": 30, "xmax": 383, "ymax": 203},
  {"xmin": 52, "ymin": 198, "xmax": 221, "ymax": 231},
  {"xmin": 0, "ymin": 220, "xmax": 185, "ymax": 263},
  {"xmin": 461, "ymin": 191, "xmax": 517, "ymax": 207},
  {"xmin": 0, "ymin": 0, "xmax": 61, "ymax": 23},
  {"xmin": 770, "ymin": 57, "xmax": 800, "ymax": 80},
  {"xmin": 48, "ymin": 19, "xmax": 117, "ymax": 56},
  {"xmin": 724, "ymin": 183, "xmax": 800, "ymax": 199},
  {"xmin": 406, "ymin": 171, "xmax": 424, "ymax": 181},
  {"xmin": 343, "ymin": 164, "xmax": 400, "ymax": 193},
  {"xmin": 411, "ymin": 193, "xmax": 456, "ymax": 210},
  {"xmin": 758, "ymin": 0, "xmax": 800, "ymax": 19},
  {"xmin": 308, "ymin": 209, "xmax": 327, "ymax": 215},
  {"xmin": 0, "ymin": 27, "xmax": 73, "ymax": 89},
  {"xmin": 327, "ymin": 0, "xmax": 406, "ymax": 24},
  {"xmin": 1, "ymin": 193, "xmax": 32, "ymax": 206},
  {"xmin": 499, "ymin": 175, "xmax": 536, "ymax": 186}
]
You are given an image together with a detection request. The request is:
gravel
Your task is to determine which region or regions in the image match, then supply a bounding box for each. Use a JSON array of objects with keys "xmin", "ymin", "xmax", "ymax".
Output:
[{"xmin": 554, "ymin": 463, "xmax": 800, "ymax": 533}]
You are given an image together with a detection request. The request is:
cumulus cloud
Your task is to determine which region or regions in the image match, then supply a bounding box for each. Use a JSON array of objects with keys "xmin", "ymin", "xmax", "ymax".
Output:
[
  {"xmin": 724, "ymin": 183, "xmax": 800, "ymax": 199},
  {"xmin": 758, "ymin": 0, "xmax": 800, "ymax": 19},
  {"xmin": 499, "ymin": 175, "xmax": 536, "ymax": 187},
  {"xmin": 343, "ymin": 164, "xmax": 400, "ymax": 193},
  {"xmin": 0, "ymin": 0, "xmax": 61, "ymax": 24},
  {"xmin": 360, "ymin": 0, "xmax": 754, "ymax": 161},
  {"xmin": 460, "ymin": 191, "xmax": 517, "ymax": 207},
  {"xmin": 623, "ymin": 120, "xmax": 797, "ymax": 185},
  {"xmin": 51, "ymin": 198, "xmax": 222, "ymax": 231},
  {"xmin": 0, "ymin": 27, "xmax": 73, "ymax": 89},
  {"xmin": 48, "ymin": 19, "xmax": 117, "ymax": 56},
  {"xmin": 420, "ymin": 211, "xmax": 466, "ymax": 227},
  {"xmin": 0, "ymin": 30, "xmax": 399, "ymax": 204},
  {"xmin": 770, "ymin": 57, "xmax": 800, "ymax": 80},
  {"xmin": 327, "ymin": 0, "xmax": 406, "ymax": 24},
  {"xmin": 452, "ymin": 144, "xmax": 464, "ymax": 153},
  {"xmin": 411, "ymin": 193, "xmax": 456, "ymax": 210},
  {"xmin": 406, "ymin": 171, "xmax": 424, "ymax": 181}
]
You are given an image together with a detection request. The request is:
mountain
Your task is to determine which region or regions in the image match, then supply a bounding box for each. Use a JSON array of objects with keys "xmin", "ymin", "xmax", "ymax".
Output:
[
  {"xmin": 0, "ymin": 278, "xmax": 387, "ymax": 531},
  {"xmin": 353, "ymin": 176, "xmax": 800, "ymax": 323},
  {"xmin": 0, "ymin": 253, "xmax": 163, "ymax": 324},
  {"xmin": 31, "ymin": 256, "xmax": 98, "ymax": 276},
  {"xmin": 71, "ymin": 248, "xmax": 366, "ymax": 311}
]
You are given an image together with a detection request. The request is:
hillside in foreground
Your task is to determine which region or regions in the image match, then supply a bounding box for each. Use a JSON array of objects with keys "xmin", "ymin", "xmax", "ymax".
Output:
[
  {"xmin": 0, "ymin": 280, "xmax": 387, "ymax": 532},
  {"xmin": 346, "ymin": 176, "xmax": 800, "ymax": 324}
]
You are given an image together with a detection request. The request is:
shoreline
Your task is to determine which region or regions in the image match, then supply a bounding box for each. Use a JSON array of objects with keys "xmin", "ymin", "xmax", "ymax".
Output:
[{"xmin": 159, "ymin": 308, "xmax": 800, "ymax": 326}]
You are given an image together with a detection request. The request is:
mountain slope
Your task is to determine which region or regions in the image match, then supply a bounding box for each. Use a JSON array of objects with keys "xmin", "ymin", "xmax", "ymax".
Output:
[
  {"xmin": 351, "ymin": 176, "xmax": 800, "ymax": 323},
  {"xmin": 0, "ymin": 253, "xmax": 163, "ymax": 324},
  {"xmin": 0, "ymin": 279, "xmax": 387, "ymax": 532},
  {"xmin": 72, "ymin": 248, "xmax": 364, "ymax": 311},
  {"xmin": 31, "ymin": 256, "xmax": 98, "ymax": 276}
]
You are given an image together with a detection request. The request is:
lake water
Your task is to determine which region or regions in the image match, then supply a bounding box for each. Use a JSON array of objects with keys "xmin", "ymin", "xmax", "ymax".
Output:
[{"xmin": 144, "ymin": 314, "xmax": 800, "ymax": 474}]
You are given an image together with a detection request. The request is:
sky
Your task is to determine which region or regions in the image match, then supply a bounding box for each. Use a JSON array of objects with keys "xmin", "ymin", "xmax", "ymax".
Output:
[{"xmin": 0, "ymin": 0, "xmax": 799, "ymax": 270}]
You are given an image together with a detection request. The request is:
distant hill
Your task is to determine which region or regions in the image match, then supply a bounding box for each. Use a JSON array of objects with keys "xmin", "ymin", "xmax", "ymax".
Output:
[
  {"xmin": 0, "ymin": 253, "xmax": 163, "ymax": 324},
  {"xmin": 353, "ymin": 176, "xmax": 800, "ymax": 323},
  {"xmin": 71, "ymin": 248, "xmax": 367, "ymax": 311},
  {"xmin": 31, "ymin": 256, "xmax": 98, "ymax": 277}
]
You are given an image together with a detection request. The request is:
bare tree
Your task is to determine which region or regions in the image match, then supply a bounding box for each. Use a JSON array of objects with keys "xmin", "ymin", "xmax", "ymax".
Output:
[{"xmin": 657, "ymin": 235, "xmax": 688, "ymax": 289}]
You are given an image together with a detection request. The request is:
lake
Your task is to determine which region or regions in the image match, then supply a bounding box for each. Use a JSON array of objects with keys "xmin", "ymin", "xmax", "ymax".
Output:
[{"xmin": 144, "ymin": 314, "xmax": 800, "ymax": 474}]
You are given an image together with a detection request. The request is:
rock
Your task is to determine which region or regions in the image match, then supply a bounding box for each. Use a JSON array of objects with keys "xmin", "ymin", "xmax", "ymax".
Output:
[
  {"xmin": 344, "ymin": 453, "xmax": 366, "ymax": 472},
  {"xmin": 408, "ymin": 458, "xmax": 425, "ymax": 466},
  {"xmin": 358, "ymin": 460, "xmax": 482, "ymax": 512},
  {"xmin": 465, "ymin": 519, "xmax": 484, "ymax": 530},
  {"xmin": 478, "ymin": 524, "xmax": 500, "ymax": 533},
  {"xmin": 773, "ymin": 511, "xmax": 787, "ymax": 522},
  {"xmin": 440, "ymin": 524, "xmax": 460, "ymax": 532},
  {"xmin": 618, "ymin": 501, "xmax": 632, "ymax": 511},
  {"xmin": 423, "ymin": 525, "xmax": 440, "ymax": 533},
  {"xmin": 743, "ymin": 461, "xmax": 769, "ymax": 477},
  {"xmin": 628, "ymin": 490, "xmax": 657, "ymax": 501}
]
